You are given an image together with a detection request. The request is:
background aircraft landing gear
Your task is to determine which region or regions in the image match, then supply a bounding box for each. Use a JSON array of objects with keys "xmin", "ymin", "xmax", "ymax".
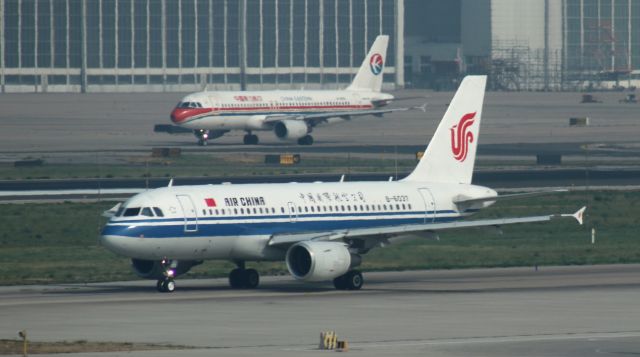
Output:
[
  {"xmin": 333, "ymin": 270, "xmax": 363, "ymax": 290},
  {"xmin": 228, "ymin": 262, "xmax": 260, "ymax": 289},
  {"xmin": 194, "ymin": 129, "xmax": 210, "ymax": 146},
  {"xmin": 297, "ymin": 135, "xmax": 314, "ymax": 146},
  {"xmin": 243, "ymin": 133, "xmax": 259, "ymax": 145}
]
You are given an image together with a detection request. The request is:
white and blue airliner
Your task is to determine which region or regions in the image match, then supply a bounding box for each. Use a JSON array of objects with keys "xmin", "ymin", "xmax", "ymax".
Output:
[{"xmin": 101, "ymin": 76, "xmax": 585, "ymax": 292}]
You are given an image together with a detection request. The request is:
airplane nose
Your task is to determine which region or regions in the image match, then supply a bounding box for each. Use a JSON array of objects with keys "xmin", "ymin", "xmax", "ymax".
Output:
[
  {"xmin": 170, "ymin": 107, "xmax": 212, "ymax": 124},
  {"xmin": 170, "ymin": 108, "xmax": 190, "ymax": 124}
]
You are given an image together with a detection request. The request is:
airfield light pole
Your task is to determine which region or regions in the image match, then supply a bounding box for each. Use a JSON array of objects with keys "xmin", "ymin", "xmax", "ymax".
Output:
[{"xmin": 239, "ymin": 0, "xmax": 247, "ymax": 91}]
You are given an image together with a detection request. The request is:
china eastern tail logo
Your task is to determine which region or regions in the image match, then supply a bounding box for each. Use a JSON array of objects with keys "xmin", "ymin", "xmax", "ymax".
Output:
[
  {"xmin": 369, "ymin": 54, "xmax": 384, "ymax": 75},
  {"xmin": 450, "ymin": 112, "xmax": 477, "ymax": 162}
]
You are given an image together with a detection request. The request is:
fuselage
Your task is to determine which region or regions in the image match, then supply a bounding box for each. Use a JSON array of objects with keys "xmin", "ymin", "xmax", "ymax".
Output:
[
  {"xmin": 170, "ymin": 90, "xmax": 394, "ymax": 131},
  {"xmin": 100, "ymin": 180, "xmax": 496, "ymax": 262}
]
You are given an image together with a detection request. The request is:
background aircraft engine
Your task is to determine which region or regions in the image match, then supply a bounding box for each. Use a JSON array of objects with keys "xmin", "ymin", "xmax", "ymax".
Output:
[
  {"xmin": 285, "ymin": 241, "xmax": 352, "ymax": 282},
  {"xmin": 131, "ymin": 259, "xmax": 202, "ymax": 280},
  {"xmin": 274, "ymin": 120, "xmax": 309, "ymax": 140}
]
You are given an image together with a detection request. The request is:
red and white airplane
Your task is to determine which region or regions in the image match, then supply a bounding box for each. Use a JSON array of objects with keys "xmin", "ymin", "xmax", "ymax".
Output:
[{"xmin": 170, "ymin": 35, "xmax": 418, "ymax": 146}]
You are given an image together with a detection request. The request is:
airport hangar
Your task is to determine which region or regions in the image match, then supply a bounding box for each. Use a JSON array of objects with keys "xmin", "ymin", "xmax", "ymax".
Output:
[{"xmin": 1, "ymin": 0, "xmax": 640, "ymax": 94}]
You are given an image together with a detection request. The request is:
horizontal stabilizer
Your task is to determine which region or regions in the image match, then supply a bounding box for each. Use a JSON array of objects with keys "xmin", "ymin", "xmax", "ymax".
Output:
[{"xmin": 453, "ymin": 189, "xmax": 569, "ymax": 206}]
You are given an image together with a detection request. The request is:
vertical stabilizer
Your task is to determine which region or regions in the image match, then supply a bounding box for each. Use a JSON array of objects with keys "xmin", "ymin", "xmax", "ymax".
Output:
[
  {"xmin": 346, "ymin": 35, "xmax": 389, "ymax": 92},
  {"xmin": 402, "ymin": 76, "xmax": 487, "ymax": 184}
]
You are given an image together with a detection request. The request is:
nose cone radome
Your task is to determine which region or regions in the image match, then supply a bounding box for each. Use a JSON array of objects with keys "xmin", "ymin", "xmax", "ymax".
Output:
[
  {"xmin": 100, "ymin": 225, "xmax": 131, "ymax": 256},
  {"xmin": 170, "ymin": 107, "xmax": 212, "ymax": 124}
]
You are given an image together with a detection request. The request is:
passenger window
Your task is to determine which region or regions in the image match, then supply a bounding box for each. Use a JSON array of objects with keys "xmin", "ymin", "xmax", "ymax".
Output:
[
  {"xmin": 281, "ymin": 207, "xmax": 285, "ymax": 213},
  {"xmin": 234, "ymin": 208, "xmax": 238, "ymax": 214},
  {"xmin": 271, "ymin": 208, "xmax": 275, "ymax": 214},
  {"xmin": 123, "ymin": 207, "xmax": 141, "ymax": 217},
  {"xmin": 253, "ymin": 208, "xmax": 257, "ymax": 214},
  {"xmin": 141, "ymin": 207, "xmax": 154, "ymax": 217},
  {"xmin": 408, "ymin": 204, "xmax": 412, "ymax": 210},
  {"xmin": 396, "ymin": 204, "xmax": 400, "ymax": 210},
  {"xmin": 215, "ymin": 209, "xmax": 219, "ymax": 215},
  {"xmin": 310, "ymin": 207, "xmax": 314, "ymax": 212}
]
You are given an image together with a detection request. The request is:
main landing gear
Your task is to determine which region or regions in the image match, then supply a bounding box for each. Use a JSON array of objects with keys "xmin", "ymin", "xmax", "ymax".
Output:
[
  {"xmin": 333, "ymin": 270, "xmax": 364, "ymax": 290},
  {"xmin": 228, "ymin": 261, "xmax": 260, "ymax": 289},
  {"xmin": 156, "ymin": 259, "xmax": 177, "ymax": 293},
  {"xmin": 297, "ymin": 135, "xmax": 314, "ymax": 146},
  {"xmin": 243, "ymin": 132, "xmax": 259, "ymax": 145}
]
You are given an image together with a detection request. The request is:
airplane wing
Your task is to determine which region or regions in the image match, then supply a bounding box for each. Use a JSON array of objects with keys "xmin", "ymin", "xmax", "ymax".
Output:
[
  {"xmin": 268, "ymin": 206, "xmax": 586, "ymax": 247},
  {"xmin": 262, "ymin": 104, "xmax": 426, "ymax": 126}
]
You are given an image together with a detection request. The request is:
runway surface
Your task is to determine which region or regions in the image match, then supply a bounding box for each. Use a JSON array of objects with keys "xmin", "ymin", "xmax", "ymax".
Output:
[
  {"xmin": 1, "ymin": 265, "xmax": 639, "ymax": 356},
  {"xmin": 1, "ymin": 90, "xmax": 639, "ymax": 154}
]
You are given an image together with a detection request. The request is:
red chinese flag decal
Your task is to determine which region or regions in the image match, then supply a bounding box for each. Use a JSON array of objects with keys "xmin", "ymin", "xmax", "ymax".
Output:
[{"xmin": 205, "ymin": 198, "xmax": 217, "ymax": 207}]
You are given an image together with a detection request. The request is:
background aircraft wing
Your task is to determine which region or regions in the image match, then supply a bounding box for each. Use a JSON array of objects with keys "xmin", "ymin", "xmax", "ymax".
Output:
[
  {"xmin": 262, "ymin": 105, "xmax": 425, "ymax": 126},
  {"xmin": 267, "ymin": 207, "xmax": 585, "ymax": 247}
]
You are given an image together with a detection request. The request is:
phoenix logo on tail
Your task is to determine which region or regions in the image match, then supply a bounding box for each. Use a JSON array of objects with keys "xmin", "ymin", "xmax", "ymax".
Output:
[
  {"xmin": 450, "ymin": 112, "xmax": 476, "ymax": 162},
  {"xmin": 369, "ymin": 54, "xmax": 384, "ymax": 75}
]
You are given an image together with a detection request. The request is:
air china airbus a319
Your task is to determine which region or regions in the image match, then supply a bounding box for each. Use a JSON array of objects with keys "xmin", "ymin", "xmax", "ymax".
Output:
[
  {"xmin": 101, "ymin": 76, "xmax": 585, "ymax": 293},
  {"xmin": 169, "ymin": 35, "xmax": 421, "ymax": 146}
]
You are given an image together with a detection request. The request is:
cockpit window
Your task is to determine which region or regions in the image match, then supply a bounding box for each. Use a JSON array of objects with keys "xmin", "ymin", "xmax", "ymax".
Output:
[
  {"xmin": 178, "ymin": 101, "xmax": 202, "ymax": 108},
  {"xmin": 141, "ymin": 207, "xmax": 154, "ymax": 217},
  {"xmin": 122, "ymin": 207, "xmax": 141, "ymax": 217},
  {"xmin": 115, "ymin": 206, "xmax": 125, "ymax": 217},
  {"xmin": 153, "ymin": 207, "xmax": 164, "ymax": 217}
]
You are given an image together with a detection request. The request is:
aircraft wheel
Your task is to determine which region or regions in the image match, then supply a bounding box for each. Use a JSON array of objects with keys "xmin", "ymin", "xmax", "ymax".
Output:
[
  {"xmin": 243, "ymin": 269, "xmax": 260, "ymax": 289},
  {"xmin": 333, "ymin": 275, "xmax": 348, "ymax": 290},
  {"xmin": 344, "ymin": 270, "xmax": 363, "ymax": 290},
  {"xmin": 156, "ymin": 279, "xmax": 165, "ymax": 292},
  {"xmin": 297, "ymin": 135, "xmax": 314, "ymax": 146},
  {"xmin": 229, "ymin": 268, "xmax": 244, "ymax": 289},
  {"xmin": 159, "ymin": 278, "xmax": 175, "ymax": 293},
  {"xmin": 243, "ymin": 134, "xmax": 259, "ymax": 145}
]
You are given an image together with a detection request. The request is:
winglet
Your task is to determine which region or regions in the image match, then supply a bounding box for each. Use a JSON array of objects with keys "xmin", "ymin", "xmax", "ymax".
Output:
[
  {"xmin": 413, "ymin": 102, "xmax": 428, "ymax": 112},
  {"xmin": 557, "ymin": 206, "xmax": 586, "ymax": 225},
  {"xmin": 571, "ymin": 206, "xmax": 587, "ymax": 225},
  {"xmin": 168, "ymin": 178, "xmax": 174, "ymax": 187}
]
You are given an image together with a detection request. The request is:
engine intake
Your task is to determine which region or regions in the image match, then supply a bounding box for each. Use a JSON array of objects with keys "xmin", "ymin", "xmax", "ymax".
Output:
[
  {"xmin": 286, "ymin": 241, "xmax": 359, "ymax": 282},
  {"xmin": 131, "ymin": 259, "xmax": 202, "ymax": 280},
  {"xmin": 274, "ymin": 120, "xmax": 309, "ymax": 140}
]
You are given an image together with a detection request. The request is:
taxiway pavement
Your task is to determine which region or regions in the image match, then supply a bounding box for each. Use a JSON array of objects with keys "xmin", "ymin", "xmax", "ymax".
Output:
[{"xmin": 1, "ymin": 264, "xmax": 639, "ymax": 356}]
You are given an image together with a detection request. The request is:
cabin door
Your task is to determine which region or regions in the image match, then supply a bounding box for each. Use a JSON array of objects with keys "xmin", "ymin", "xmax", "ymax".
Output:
[
  {"xmin": 418, "ymin": 188, "xmax": 436, "ymax": 224},
  {"xmin": 176, "ymin": 194, "xmax": 199, "ymax": 232}
]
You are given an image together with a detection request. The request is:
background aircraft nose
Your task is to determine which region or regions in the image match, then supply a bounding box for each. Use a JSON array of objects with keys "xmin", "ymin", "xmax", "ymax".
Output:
[{"xmin": 170, "ymin": 107, "xmax": 212, "ymax": 124}]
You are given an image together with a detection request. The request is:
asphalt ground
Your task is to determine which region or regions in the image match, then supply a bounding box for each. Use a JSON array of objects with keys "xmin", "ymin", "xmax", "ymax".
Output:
[
  {"xmin": 1, "ymin": 90, "xmax": 639, "ymax": 154},
  {"xmin": 1, "ymin": 265, "xmax": 639, "ymax": 357}
]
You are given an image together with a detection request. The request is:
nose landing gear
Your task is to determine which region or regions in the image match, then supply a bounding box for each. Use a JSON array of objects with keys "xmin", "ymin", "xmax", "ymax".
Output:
[{"xmin": 156, "ymin": 259, "xmax": 177, "ymax": 293}]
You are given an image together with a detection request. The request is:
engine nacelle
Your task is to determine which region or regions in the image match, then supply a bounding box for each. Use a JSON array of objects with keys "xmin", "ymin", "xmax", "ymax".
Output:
[
  {"xmin": 131, "ymin": 259, "xmax": 202, "ymax": 280},
  {"xmin": 286, "ymin": 241, "xmax": 357, "ymax": 282},
  {"xmin": 274, "ymin": 120, "xmax": 309, "ymax": 140}
]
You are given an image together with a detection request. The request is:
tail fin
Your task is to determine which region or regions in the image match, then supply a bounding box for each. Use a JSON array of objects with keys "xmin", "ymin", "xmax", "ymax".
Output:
[
  {"xmin": 402, "ymin": 76, "xmax": 487, "ymax": 184},
  {"xmin": 346, "ymin": 35, "xmax": 389, "ymax": 92}
]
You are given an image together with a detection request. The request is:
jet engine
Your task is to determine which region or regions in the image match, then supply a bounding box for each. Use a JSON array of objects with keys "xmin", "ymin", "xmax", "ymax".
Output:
[
  {"xmin": 285, "ymin": 241, "xmax": 360, "ymax": 282},
  {"xmin": 274, "ymin": 120, "xmax": 309, "ymax": 140},
  {"xmin": 131, "ymin": 259, "xmax": 202, "ymax": 280}
]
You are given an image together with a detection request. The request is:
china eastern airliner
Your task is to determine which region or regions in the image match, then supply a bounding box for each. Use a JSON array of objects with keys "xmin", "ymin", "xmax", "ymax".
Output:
[
  {"xmin": 101, "ymin": 76, "xmax": 585, "ymax": 293},
  {"xmin": 169, "ymin": 35, "xmax": 420, "ymax": 146}
]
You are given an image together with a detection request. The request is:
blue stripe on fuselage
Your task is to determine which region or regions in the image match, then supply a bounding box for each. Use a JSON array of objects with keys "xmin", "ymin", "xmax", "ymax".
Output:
[{"xmin": 101, "ymin": 214, "xmax": 463, "ymax": 239}]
